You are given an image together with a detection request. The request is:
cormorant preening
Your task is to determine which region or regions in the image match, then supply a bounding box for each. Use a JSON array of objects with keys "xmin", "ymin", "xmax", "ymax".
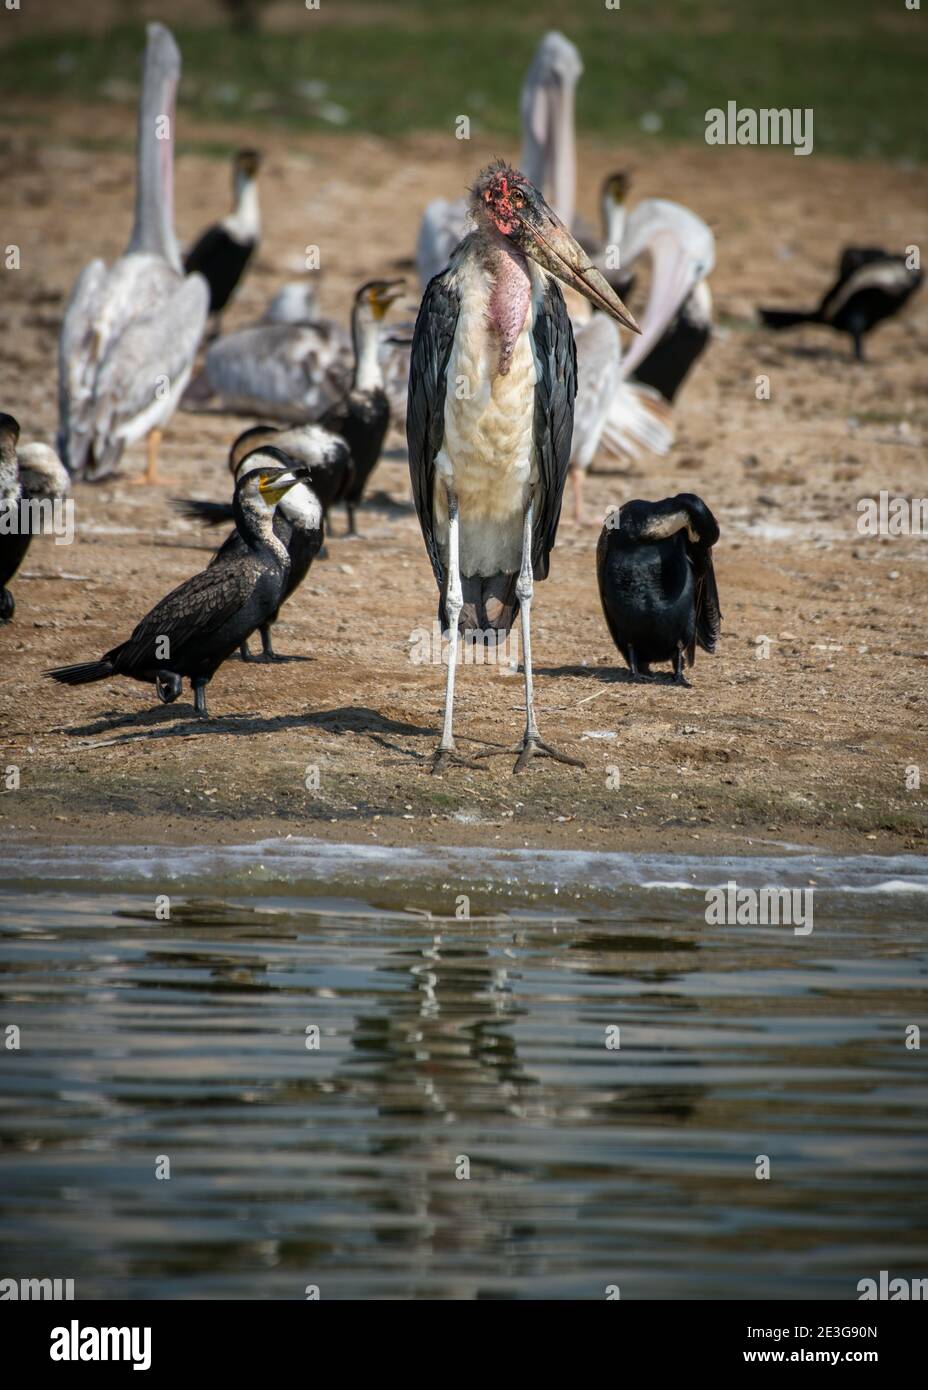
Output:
[
  {"xmin": 597, "ymin": 494, "xmax": 721, "ymax": 684},
  {"xmin": 759, "ymin": 247, "xmax": 923, "ymax": 361},
  {"xmin": 184, "ymin": 149, "xmax": 262, "ymax": 326},
  {"xmin": 407, "ymin": 162, "xmax": 639, "ymax": 773},
  {"xmin": 47, "ymin": 457, "xmax": 303, "ymax": 715},
  {"xmin": 320, "ymin": 279, "xmax": 404, "ymax": 535},
  {"xmin": 175, "ymin": 443, "xmax": 324, "ymax": 662},
  {"xmin": 0, "ymin": 414, "xmax": 70, "ymax": 622}
]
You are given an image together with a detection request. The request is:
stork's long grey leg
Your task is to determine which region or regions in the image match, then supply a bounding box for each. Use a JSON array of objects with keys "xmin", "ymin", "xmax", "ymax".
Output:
[
  {"xmin": 432, "ymin": 489, "xmax": 479, "ymax": 773},
  {"xmin": 476, "ymin": 500, "xmax": 583, "ymax": 774}
]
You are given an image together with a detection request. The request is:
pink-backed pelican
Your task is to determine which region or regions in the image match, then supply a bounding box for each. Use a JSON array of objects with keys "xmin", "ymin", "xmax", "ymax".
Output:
[{"xmin": 57, "ymin": 24, "xmax": 208, "ymax": 484}]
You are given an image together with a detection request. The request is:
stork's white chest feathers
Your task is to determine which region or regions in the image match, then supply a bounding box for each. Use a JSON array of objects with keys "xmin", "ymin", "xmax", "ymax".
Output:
[{"xmin": 436, "ymin": 251, "xmax": 542, "ymax": 576}]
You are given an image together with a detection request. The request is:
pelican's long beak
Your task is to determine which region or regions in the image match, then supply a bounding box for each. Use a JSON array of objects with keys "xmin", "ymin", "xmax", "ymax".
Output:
[
  {"xmin": 523, "ymin": 201, "xmax": 640, "ymax": 332},
  {"xmin": 259, "ymin": 469, "xmax": 302, "ymax": 505}
]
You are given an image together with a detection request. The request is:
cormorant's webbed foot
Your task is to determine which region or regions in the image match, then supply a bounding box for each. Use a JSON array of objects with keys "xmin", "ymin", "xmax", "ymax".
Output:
[
  {"xmin": 155, "ymin": 670, "xmax": 182, "ymax": 704},
  {"xmin": 0, "ymin": 588, "xmax": 13, "ymax": 622},
  {"xmin": 673, "ymin": 649, "xmax": 692, "ymax": 687}
]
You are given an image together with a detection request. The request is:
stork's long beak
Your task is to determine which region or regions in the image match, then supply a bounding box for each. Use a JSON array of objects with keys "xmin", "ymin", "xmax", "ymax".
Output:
[{"xmin": 524, "ymin": 203, "xmax": 640, "ymax": 332}]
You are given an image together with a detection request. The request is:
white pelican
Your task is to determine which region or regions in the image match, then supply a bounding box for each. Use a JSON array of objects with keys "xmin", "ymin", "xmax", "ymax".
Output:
[{"xmin": 57, "ymin": 24, "xmax": 208, "ymax": 484}]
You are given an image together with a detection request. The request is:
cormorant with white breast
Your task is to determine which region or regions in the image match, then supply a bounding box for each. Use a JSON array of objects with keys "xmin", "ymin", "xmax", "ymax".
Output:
[
  {"xmin": 47, "ymin": 458, "xmax": 304, "ymax": 715},
  {"xmin": 175, "ymin": 443, "xmax": 325, "ymax": 662},
  {"xmin": 0, "ymin": 413, "xmax": 71, "ymax": 622},
  {"xmin": 184, "ymin": 148, "xmax": 262, "ymax": 331},
  {"xmin": 759, "ymin": 247, "xmax": 923, "ymax": 361},
  {"xmin": 319, "ymin": 279, "xmax": 404, "ymax": 535}
]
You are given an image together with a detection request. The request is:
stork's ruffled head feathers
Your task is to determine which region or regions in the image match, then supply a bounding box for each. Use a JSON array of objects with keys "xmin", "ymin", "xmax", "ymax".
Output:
[{"xmin": 470, "ymin": 162, "xmax": 641, "ymax": 333}]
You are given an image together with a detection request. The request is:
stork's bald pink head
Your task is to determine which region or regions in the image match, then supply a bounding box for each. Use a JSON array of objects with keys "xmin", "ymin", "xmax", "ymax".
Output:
[
  {"xmin": 470, "ymin": 161, "xmax": 641, "ymax": 334},
  {"xmin": 472, "ymin": 162, "xmax": 531, "ymax": 237}
]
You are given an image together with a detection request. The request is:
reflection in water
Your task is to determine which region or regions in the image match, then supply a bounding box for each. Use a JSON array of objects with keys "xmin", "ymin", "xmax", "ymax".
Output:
[{"xmin": 0, "ymin": 864, "xmax": 927, "ymax": 1299}]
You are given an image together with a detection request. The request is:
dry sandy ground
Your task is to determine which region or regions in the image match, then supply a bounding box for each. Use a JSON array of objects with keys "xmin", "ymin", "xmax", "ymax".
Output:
[{"xmin": 1, "ymin": 107, "xmax": 927, "ymax": 856}]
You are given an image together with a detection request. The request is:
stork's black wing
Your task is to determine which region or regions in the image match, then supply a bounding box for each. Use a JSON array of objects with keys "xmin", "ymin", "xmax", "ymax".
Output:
[
  {"xmin": 530, "ymin": 277, "xmax": 577, "ymax": 580},
  {"xmin": 406, "ymin": 270, "xmax": 460, "ymax": 590}
]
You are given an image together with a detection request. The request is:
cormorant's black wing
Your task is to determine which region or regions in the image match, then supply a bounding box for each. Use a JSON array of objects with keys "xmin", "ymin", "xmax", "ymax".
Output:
[
  {"xmin": 530, "ymin": 277, "xmax": 577, "ymax": 580},
  {"xmin": 112, "ymin": 560, "xmax": 258, "ymax": 669},
  {"xmin": 675, "ymin": 493, "xmax": 721, "ymax": 659},
  {"xmin": 183, "ymin": 226, "xmax": 225, "ymax": 280},
  {"xmin": 406, "ymin": 270, "xmax": 460, "ymax": 590}
]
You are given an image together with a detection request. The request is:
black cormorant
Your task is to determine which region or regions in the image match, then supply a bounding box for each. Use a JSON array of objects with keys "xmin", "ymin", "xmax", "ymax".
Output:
[
  {"xmin": 597, "ymin": 493, "xmax": 721, "ymax": 683},
  {"xmin": 0, "ymin": 414, "xmax": 70, "ymax": 622},
  {"xmin": 175, "ymin": 444, "xmax": 324, "ymax": 662},
  {"xmin": 47, "ymin": 457, "xmax": 302, "ymax": 714},
  {"xmin": 320, "ymin": 279, "xmax": 404, "ymax": 535},
  {"xmin": 184, "ymin": 149, "xmax": 261, "ymax": 326},
  {"xmin": 759, "ymin": 247, "xmax": 923, "ymax": 361}
]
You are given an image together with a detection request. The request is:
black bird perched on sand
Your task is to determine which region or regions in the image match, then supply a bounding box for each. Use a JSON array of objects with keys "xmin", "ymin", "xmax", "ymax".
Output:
[
  {"xmin": 596, "ymin": 494, "xmax": 721, "ymax": 684},
  {"xmin": 759, "ymin": 247, "xmax": 923, "ymax": 362},
  {"xmin": 175, "ymin": 443, "xmax": 324, "ymax": 662},
  {"xmin": 47, "ymin": 457, "xmax": 303, "ymax": 714},
  {"xmin": 0, "ymin": 413, "xmax": 70, "ymax": 622},
  {"xmin": 319, "ymin": 279, "xmax": 404, "ymax": 535},
  {"xmin": 184, "ymin": 149, "xmax": 262, "ymax": 328},
  {"xmin": 407, "ymin": 161, "xmax": 639, "ymax": 773}
]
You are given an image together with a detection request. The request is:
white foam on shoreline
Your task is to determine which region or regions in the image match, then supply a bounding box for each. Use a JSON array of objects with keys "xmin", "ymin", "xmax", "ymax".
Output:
[{"xmin": 1, "ymin": 837, "xmax": 926, "ymax": 901}]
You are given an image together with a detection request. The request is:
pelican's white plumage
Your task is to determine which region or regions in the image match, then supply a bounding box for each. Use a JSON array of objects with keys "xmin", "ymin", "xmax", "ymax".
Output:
[{"xmin": 57, "ymin": 24, "xmax": 208, "ymax": 481}]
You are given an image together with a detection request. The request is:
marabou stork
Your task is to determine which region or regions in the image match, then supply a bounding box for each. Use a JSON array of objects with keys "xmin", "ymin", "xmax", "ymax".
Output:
[{"xmin": 407, "ymin": 162, "xmax": 639, "ymax": 774}]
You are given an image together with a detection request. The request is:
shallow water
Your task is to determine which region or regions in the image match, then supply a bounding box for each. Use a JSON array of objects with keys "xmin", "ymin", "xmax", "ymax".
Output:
[{"xmin": 1, "ymin": 841, "xmax": 927, "ymax": 1300}]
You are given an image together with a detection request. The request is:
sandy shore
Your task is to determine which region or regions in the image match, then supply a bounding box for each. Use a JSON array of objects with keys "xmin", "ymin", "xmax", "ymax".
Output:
[{"xmin": 1, "ymin": 112, "xmax": 926, "ymax": 856}]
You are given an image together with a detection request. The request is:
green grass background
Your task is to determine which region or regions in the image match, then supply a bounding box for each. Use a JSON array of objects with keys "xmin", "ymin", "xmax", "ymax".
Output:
[{"xmin": 1, "ymin": 0, "xmax": 924, "ymax": 160}]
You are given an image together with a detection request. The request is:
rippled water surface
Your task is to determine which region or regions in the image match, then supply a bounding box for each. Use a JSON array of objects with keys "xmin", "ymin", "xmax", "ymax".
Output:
[{"xmin": 1, "ymin": 841, "xmax": 927, "ymax": 1299}]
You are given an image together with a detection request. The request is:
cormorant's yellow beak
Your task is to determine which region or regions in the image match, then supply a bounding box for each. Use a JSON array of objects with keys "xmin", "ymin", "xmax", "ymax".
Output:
[
  {"xmin": 370, "ymin": 279, "xmax": 405, "ymax": 320},
  {"xmin": 259, "ymin": 469, "xmax": 301, "ymax": 505}
]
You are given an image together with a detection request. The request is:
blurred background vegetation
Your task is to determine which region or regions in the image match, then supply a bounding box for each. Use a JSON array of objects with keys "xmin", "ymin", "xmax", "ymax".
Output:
[{"xmin": 0, "ymin": 0, "xmax": 924, "ymax": 160}]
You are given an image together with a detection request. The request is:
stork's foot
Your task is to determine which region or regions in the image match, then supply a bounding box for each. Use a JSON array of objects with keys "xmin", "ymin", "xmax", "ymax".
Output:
[
  {"xmin": 476, "ymin": 735, "xmax": 585, "ymax": 774},
  {"xmin": 430, "ymin": 745, "xmax": 482, "ymax": 775}
]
